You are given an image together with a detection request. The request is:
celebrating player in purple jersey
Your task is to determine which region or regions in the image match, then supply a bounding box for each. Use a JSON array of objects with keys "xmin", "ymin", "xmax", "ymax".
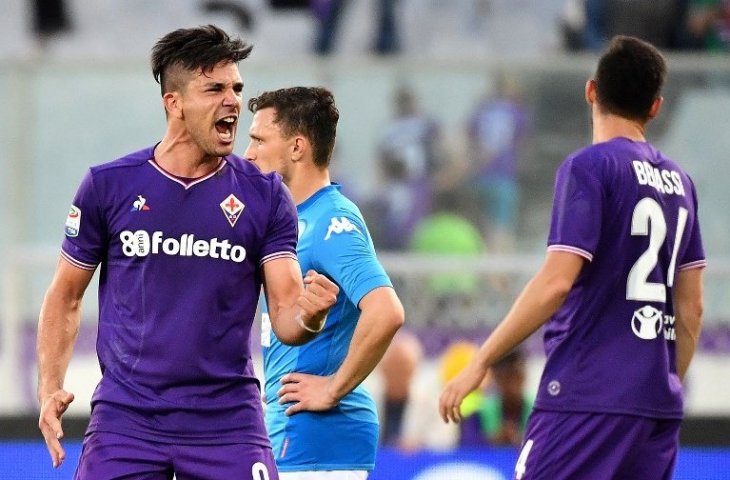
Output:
[
  {"xmin": 440, "ymin": 36, "xmax": 705, "ymax": 480},
  {"xmin": 36, "ymin": 25, "xmax": 338, "ymax": 480}
]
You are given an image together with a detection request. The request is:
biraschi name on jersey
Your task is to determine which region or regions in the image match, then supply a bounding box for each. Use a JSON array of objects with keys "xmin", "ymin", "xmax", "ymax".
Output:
[
  {"xmin": 120, "ymin": 230, "xmax": 247, "ymax": 262},
  {"xmin": 632, "ymin": 160, "xmax": 686, "ymax": 196}
]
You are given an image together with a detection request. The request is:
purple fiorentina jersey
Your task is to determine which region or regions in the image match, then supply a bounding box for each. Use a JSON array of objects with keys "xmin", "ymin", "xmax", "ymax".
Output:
[
  {"xmin": 61, "ymin": 146, "xmax": 298, "ymax": 445},
  {"xmin": 536, "ymin": 137, "xmax": 706, "ymax": 419}
]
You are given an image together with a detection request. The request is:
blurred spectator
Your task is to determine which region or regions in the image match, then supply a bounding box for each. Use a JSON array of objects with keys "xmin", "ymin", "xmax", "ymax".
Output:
[
  {"xmin": 32, "ymin": 0, "xmax": 72, "ymax": 46},
  {"xmin": 393, "ymin": 341, "xmax": 470, "ymax": 452},
  {"xmin": 312, "ymin": 0, "xmax": 346, "ymax": 54},
  {"xmin": 312, "ymin": 0, "xmax": 402, "ymax": 55},
  {"xmin": 560, "ymin": 0, "xmax": 588, "ymax": 50},
  {"xmin": 409, "ymin": 211, "xmax": 485, "ymax": 302},
  {"xmin": 686, "ymin": 0, "xmax": 730, "ymax": 51},
  {"xmin": 466, "ymin": 71, "xmax": 530, "ymax": 253},
  {"xmin": 201, "ymin": 1, "xmax": 254, "ymax": 31},
  {"xmin": 458, "ymin": 348, "xmax": 533, "ymax": 447},
  {"xmin": 270, "ymin": 0, "xmax": 309, "ymax": 8},
  {"xmin": 582, "ymin": 0, "xmax": 689, "ymax": 51},
  {"xmin": 378, "ymin": 329, "xmax": 424, "ymax": 447},
  {"xmin": 368, "ymin": 85, "xmax": 443, "ymax": 250},
  {"xmin": 373, "ymin": 0, "xmax": 401, "ymax": 54}
]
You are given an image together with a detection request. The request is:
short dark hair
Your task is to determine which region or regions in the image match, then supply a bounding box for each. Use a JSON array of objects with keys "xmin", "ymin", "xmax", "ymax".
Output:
[
  {"xmin": 248, "ymin": 87, "xmax": 339, "ymax": 167},
  {"xmin": 594, "ymin": 35, "xmax": 667, "ymax": 121},
  {"xmin": 151, "ymin": 24, "xmax": 253, "ymax": 96}
]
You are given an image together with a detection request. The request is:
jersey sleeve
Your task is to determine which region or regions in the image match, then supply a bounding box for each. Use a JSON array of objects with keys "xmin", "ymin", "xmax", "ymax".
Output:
[
  {"xmin": 260, "ymin": 175, "xmax": 298, "ymax": 266},
  {"xmin": 60, "ymin": 169, "xmax": 107, "ymax": 270},
  {"xmin": 678, "ymin": 179, "xmax": 707, "ymax": 271},
  {"xmin": 547, "ymin": 154, "xmax": 604, "ymax": 261},
  {"xmin": 311, "ymin": 212, "xmax": 392, "ymax": 308}
]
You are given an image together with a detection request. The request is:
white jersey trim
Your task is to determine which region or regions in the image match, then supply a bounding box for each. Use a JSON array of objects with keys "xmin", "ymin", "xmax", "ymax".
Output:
[
  {"xmin": 147, "ymin": 159, "xmax": 226, "ymax": 190},
  {"xmin": 678, "ymin": 259, "xmax": 707, "ymax": 271},
  {"xmin": 547, "ymin": 244, "xmax": 593, "ymax": 261},
  {"xmin": 60, "ymin": 249, "xmax": 97, "ymax": 271},
  {"xmin": 260, "ymin": 251, "xmax": 297, "ymax": 266},
  {"xmin": 279, "ymin": 471, "xmax": 368, "ymax": 480}
]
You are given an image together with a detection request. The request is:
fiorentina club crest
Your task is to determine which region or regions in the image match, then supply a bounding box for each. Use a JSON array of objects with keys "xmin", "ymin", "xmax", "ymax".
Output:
[{"xmin": 220, "ymin": 194, "xmax": 245, "ymax": 227}]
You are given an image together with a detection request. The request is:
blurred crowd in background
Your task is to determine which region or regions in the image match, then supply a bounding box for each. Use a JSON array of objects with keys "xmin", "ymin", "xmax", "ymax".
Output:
[
  {"xmin": 22, "ymin": 0, "xmax": 730, "ymax": 59},
  {"xmin": 2, "ymin": 0, "xmax": 730, "ymax": 451},
  {"xmin": 17, "ymin": 0, "xmax": 730, "ymax": 258}
]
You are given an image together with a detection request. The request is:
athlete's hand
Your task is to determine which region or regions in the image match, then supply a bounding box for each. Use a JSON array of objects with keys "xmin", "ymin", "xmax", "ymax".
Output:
[
  {"xmin": 38, "ymin": 389, "xmax": 75, "ymax": 468},
  {"xmin": 277, "ymin": 372, "xmax": 339, "ymax": 416},
  {"xmin": 438, "ymin": 362, "xmax": 487, "ymax": 424},
  {"xmin": 298, "ymin": 270, "xmax": 339, "ymax": 331}
]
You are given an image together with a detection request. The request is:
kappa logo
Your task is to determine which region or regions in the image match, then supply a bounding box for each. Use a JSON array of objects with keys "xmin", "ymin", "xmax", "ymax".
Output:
[
  {"xmin": 131, "ymin": 195, "xmax": 151, "ymax": 212},
  {"xmin": 65, "ymin": 205, "xmax": 81, "ymax": 237},
  {"xmin": 324, "ymin": 216, "xmax": 360, "ymax": 240},
  {"xmin": 220, "ymin": 194, "xmax": 245, "ymax": 227}
]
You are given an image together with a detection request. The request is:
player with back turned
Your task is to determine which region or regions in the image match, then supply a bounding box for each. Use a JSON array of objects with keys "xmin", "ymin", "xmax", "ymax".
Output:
[
  {"xmin": 36, "ymin": 25, "xmax": 338, "ymax": 480},
  {"xmin": 440, "ymin": 35, "xmax": 705, "ymax": 480}
]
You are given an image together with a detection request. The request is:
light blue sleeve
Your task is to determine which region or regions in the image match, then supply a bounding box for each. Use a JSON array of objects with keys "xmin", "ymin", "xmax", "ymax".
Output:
[{"xmin": 310, "ymin": 210, "xmax": 392, "ymax": 308}]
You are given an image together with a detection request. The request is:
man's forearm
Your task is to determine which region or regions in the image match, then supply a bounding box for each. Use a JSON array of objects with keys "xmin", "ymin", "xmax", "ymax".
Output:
[
  {"xmin": 675, "ymin": 309, "xmax": 702, "ymax": 381},
  {"xmin": 269, "ymin": 305, "xmax": 320, "ymax": 346},
  {"xmin": 329, "ymin": 288, "xmax": 404, "ymax": 400},
  {"xmin": 37, "ymin": 294, "xmax": 81, "ymax": 400},
  {"xmin": 473, "ymin": 253, "xmax": 581, "ymax": 372},
  {"xmin": 330, "ymin": 320, "xmax": 398, "ymax": 400},
  {"xmin": 673, "ymin": 268, "xmax": 704, "ymax": 381}
]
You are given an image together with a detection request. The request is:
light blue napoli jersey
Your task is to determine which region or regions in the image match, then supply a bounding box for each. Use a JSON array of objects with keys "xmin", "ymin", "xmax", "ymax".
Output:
[{"xmin": 262, "ymin": 184, "xmax": 392, "ymax": 472}]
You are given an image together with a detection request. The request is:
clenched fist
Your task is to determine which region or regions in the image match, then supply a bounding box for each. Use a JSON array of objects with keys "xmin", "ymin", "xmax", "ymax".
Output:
[{"xmin": 297, "ymin": 270, "xmax": 339, "ymax": 333}]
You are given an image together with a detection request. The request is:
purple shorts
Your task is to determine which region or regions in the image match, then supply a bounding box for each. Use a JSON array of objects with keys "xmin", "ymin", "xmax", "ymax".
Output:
[
  {"xmin": 513, "ymin": 410, "xmax": 680, "ymax": 480},
  {"xmin": 74, "ymin": 431, "xmax": 279, "ymax": 480}
]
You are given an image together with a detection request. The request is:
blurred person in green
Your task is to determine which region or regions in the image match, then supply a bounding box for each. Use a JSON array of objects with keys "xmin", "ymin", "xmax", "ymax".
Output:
[{"xmin": 409, "ymin": 212, "xmax": 485, "ymax": 298}]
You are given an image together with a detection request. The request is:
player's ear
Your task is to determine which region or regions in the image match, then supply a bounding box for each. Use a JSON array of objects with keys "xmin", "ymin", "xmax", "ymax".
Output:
[
  {"xmin": 163, "ymin": 91, "xmax": 183, "ymax": 120},
  {"xmin": 647, "ymin": 96, "xmax": 663, "ymax": 120},
  {"xmin": 290, "ymin": 135, "xmax": 307, "ymax": 163},
  {"xmin": 585, "ymin": 79, "xmax": 597, "ymax": 106}
]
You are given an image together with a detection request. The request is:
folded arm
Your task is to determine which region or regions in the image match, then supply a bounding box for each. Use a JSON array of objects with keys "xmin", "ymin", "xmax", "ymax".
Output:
[{"xmin": 278, "ymin": 286, "xmax": 405, "ymax": 414}]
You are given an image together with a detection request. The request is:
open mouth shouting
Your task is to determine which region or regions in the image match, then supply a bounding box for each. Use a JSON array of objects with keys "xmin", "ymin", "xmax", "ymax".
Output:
[{"xmin": 215, "ymin": 115, "xmax": 238, "ymax": 143}]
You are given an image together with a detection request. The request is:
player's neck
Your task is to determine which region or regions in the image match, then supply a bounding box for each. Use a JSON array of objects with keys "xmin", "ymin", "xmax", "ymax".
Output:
[
  {"xmin": 288, "ymin": 165, "xmax": 331, "ymax": 205},
  {"xmin": 154, "ymin": 137, "xmax": 222, "ymax": 178},
  {"xmin": 592, "ymin": 113, "xmax": 647, "ymax": 144}
]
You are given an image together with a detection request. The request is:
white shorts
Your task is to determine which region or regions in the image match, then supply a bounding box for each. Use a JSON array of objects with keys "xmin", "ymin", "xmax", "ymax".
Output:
[{"xmin": 279, "ymin": 471, "xmax": 368, "ymax": 480}]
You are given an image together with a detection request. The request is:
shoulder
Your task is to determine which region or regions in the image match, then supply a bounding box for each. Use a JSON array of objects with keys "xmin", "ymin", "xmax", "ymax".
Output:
[
  {"xmin": 224, "ymin": 155, "xmax": 282, "ymax": 184},
  {"xmin": 560, "ymin": 142, "xmax": 621, "ymax": 178},
  {"xmin": 224, "ymin": 155, "xmax": 290, "ymax": 202},
  {"xmin": 565, "ymin": 143, "xmax": 604, "ymax": 165},
  {"xmin": 305, "ymin": 188, "xmax": 367, "ymax": 239},
  {"xmin": 314, "ymin": 188, "xmax": 366, "ymax": 225},
  {"xmin": 88, "ymin": 146, "xmax": 156, "ymax": 176},
  {"xmin": 327, "ymin": 187, "xmax": 362, "ymax": 214}
]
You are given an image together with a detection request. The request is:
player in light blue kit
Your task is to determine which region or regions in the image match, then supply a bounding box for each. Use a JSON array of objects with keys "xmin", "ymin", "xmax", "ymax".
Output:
[{"xmin": 244, "ymin": 86, "xmax": 405, "ymax": 479}]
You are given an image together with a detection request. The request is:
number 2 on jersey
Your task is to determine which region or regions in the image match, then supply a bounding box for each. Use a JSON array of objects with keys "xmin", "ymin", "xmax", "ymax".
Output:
[{"xmin": 626, "ymin": 197, "xmax": 688, "ymax": 303}]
